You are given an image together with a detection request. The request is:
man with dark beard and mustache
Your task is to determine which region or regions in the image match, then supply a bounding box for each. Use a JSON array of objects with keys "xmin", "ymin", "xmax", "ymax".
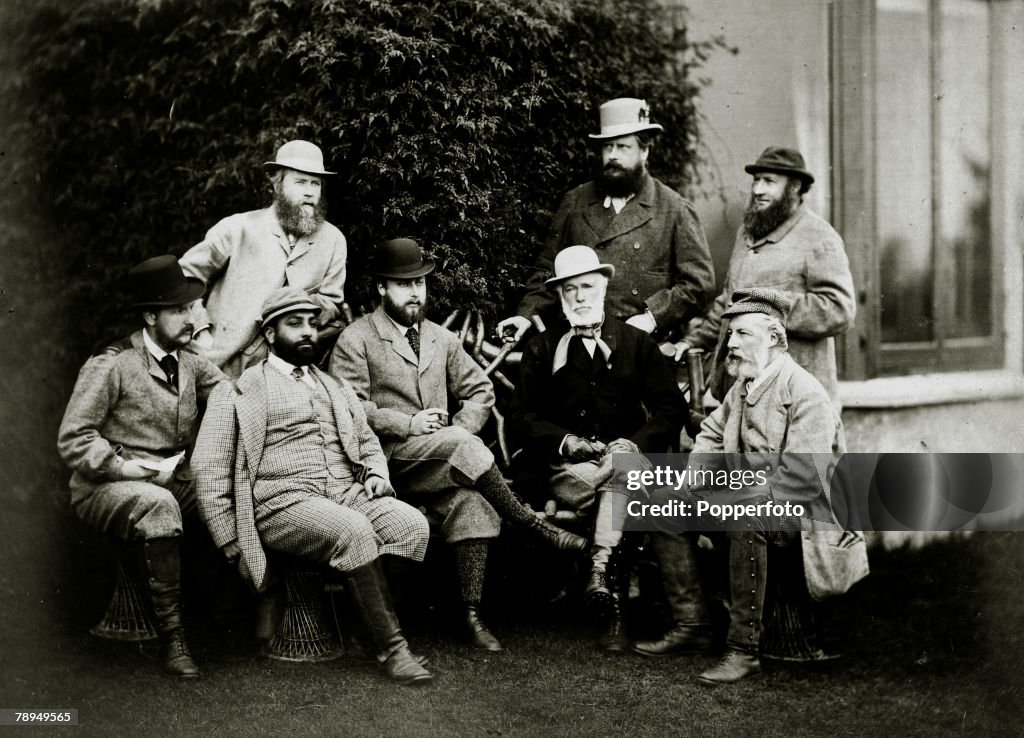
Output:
[
  {"xmin": 194, "ymin": 287, "xmax": 435, "ymax": 686},
  {"xmin": 331, "ymin": 239, "xmax": 588, "ymax": 654},
  {"xmin": 671, "ymin": 146, "xmax": 855, "ymax": 408},
  {"xmin": 498, "ymin": 98, "xmax": 714, "ymax": 344},
  {"xmin": 180, "ymin": 140, "xmax": 347, "ymax": 378}
]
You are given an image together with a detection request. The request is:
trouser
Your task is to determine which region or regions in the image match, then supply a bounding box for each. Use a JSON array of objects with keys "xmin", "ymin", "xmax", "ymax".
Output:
[{"xmin": 726, "ymin": 526, "xmax": 800, "ymax": 652}]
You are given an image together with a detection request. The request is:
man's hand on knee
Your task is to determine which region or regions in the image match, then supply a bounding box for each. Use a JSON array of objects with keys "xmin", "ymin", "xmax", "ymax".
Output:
[
  {"xmin": 120, "ymin": 459, "xmax": 158, "ymax": 481},
  {"xmin": 410, "ymin": 408, "xmax": 447, "ymax": 436},
  {"xmin": 364, "ymin": 474, "xmax": 395, "ymax": 499}
]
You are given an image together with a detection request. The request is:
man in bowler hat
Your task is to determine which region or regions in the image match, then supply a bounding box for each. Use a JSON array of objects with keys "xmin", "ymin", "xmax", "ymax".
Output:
[
  {"xmin": 57, "ymin": 255, "xmax": 227, "ymax": 679},
  {"xmin": 672, "ymin": 146, "xmax": 856, "ymax": 407},
  {"xmin": 331, "ymin": 238, "xmax": 587, "ymax": 653},
  {"xmin": 498, "ymin": 97, "xmax": 715, "ymax": 343},
  {"xmin": 180, "ymin": 140, "xmax": 348, "ymax": 377}
]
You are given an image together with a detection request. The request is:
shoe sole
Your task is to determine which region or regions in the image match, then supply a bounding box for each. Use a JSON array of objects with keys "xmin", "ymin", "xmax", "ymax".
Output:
[{"xmin": 695, "ymin": 670, "xmax": 762, "ymax": 687}]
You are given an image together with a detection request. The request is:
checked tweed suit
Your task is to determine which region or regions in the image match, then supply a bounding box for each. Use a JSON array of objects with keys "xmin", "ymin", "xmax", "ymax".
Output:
[{"xmin": 193, "ymin": 362, "xmax": 428, "ymax": 593}]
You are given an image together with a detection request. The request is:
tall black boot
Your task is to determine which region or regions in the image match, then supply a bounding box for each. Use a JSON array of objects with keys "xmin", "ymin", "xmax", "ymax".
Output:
[
  {"xmin": 142, "ymin": 537, "xmax": 200, "ymax": 680},
  {"xmin": 454, "ymin": 540, "xmax": 502, "ymax": 652},
  {"xmin": 596, "ymin": 543, "xmax": 632, "ymax": 653},
  {"xmin": 474, "ymin": 466, "xmax": 587, "ymax": 553},
  {"xmin": 343, "ymin": 558, "xmax": 432, "ymax": 686}
]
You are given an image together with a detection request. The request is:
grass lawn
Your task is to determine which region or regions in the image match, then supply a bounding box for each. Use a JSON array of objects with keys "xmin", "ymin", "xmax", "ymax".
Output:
[{"xmin": 2, "ymin": 486, "xmax": 1023, "ymax": 738}]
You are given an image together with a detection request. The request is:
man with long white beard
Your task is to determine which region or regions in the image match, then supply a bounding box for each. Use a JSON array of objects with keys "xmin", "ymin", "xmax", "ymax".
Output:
[
  {"xmin": 180, "ymin": 140, "xmax": 347, "ymax": 377},
  {"xmin": 641, "ymin": 289, "xmax": 844, "ymax": 685},
  {"xmin": 506, "ymin": 245, "xmax": 685, "ymax": 652},
  {"xmin": 497, "ymin": 98, "xmax": 714, "ymax": 344},
  {"xmin": 672, "ymin": 146, "xmax": 855, "ymax": 407},
  {"xmin": 331, "ymin": 239, "xmax": 587, "ymax": 654}
]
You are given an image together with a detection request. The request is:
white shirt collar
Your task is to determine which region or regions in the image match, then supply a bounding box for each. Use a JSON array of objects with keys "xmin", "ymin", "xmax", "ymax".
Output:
[
  {"xmin": 603, "ymin": 193, "xmax": 634, "ymax": 214},
  {"xmin": 747, "ymin": 353, "xmax": 786, "ymax": 394},
  {"xmin": 142, "ymin": 328, "xmax": 177, "ymax": 363},
  {"xmin": 267, "ymin": 352, "xmax": 313, "ymax": 384}
]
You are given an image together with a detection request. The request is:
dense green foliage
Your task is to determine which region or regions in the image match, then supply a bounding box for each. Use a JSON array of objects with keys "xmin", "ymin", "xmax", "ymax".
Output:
[{"xmin": 1, "ymin": 0, "xmax": 723, "ymax": 358}]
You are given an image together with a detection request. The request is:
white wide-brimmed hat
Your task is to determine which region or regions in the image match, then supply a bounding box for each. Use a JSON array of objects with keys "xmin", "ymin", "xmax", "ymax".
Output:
[
  {"xmin": 587, "ymin": 98, "xmax": 664, "ymax": 141},
  {"xmin": 263, "ymin": 139, "xmax": 335, "ymax": 176},
  {"xmin": 545, "ymin": 245, "xmax": 616, "ymax": 287}
]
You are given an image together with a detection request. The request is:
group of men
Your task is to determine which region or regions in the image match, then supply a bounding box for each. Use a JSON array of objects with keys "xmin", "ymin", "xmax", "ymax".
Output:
[{"xmin": 58, "ymin": 96, "xmax": 856, "ymax": 688}]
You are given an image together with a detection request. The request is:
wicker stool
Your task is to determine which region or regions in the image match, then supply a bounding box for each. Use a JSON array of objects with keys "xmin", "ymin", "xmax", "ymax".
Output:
[
  {"xmin": 262, "ymin": 568, "xmax": 344, "ymax": 662},
  {"xmin": 90, "ymin": 549, "xmax": 158, "ymax": 642}
]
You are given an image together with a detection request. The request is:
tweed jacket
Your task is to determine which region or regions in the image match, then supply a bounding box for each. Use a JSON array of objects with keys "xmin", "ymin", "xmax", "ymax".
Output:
[
  {"xmin": 507, "ymin": 317, "xmax": 686, "ymax": 463},
  {"xmin": 180, "ymin": 206, "xmax": 347, "ymax": 374},
  {"xmin": 683, "ymin": 204, "xmax": 855, "ymax": 406},
  {"xmin": 192, "ymin": 363, "xmax": 389, "ymax": 592},
  {"xmin": 329, "ymin": 307, "xmax": 494, "ymax": 452},
  {"xmin": 515, "ymin": 174, "xmax": 715, "ymax": 338},
  {"xmin": 57, "ymin": 330, "xmax": 226, "ymax": 503},
  {"xmin": 692, "ymin": 353, "xmax": 845, "ymax": 528}
]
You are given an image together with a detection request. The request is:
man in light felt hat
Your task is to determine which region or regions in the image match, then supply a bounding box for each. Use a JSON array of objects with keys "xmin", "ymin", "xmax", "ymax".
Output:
[
  {"xmin": 672, "ymin": 146, "xmax": 855, "ymax": 408},
  {"xmin": 180, "ymin": 139, "xmax": 348, "ymax": 378},
  {"xmin": 330, "ymin": 238, "xmax": 588, "ymax": 654},
  {"xmin": 57, "ymin": 255, "xmax": 227, "ymax": 680},
  {"xmin": 506, "ymin": 245, "xmax": 686, "ymax": 653},
  {"xmin": 498, "ymin": 97, "xmax": 714, "ymax": 344},
  {"xmin": 636, "ymin": 288, "xmax": 845, "ymax": 685},
  {"xmin": 193, "ymin": 286, "xmax": 434, "ymax": 686}
]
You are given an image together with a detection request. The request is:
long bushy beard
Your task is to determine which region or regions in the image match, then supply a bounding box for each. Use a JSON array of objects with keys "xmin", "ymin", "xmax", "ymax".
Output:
[
  {"xmin": 272, "ymin": 335, "xmax": 317, "ymax": 366},
  {"xmin": 743, "ymin": 186, "xmax": 801, "ymax": 241},
  {"xmin": 275, "ymin": 194, "xmax": 326, "ymax": 237},
  {"xmin": 598, "ymin": 160, "xmax": 645, "ymax": 199}
]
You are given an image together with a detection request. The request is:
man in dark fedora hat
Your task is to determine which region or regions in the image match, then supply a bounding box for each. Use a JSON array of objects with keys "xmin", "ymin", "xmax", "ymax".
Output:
[
  {"xmin": 498, "ymin": 97, "xmax": 715, "ymax": 345},
  {"xmin": 671, "ymin": 145, "xmax": 855, "ymax": 408},
  {"xmin": 506, "ymin": 245, "xmax": 686, "ymax": 652},
  {"xmin": 180, "ymin": 139, "xmax": 348, "ymax": 378},
  {"xmin": 57, "ymin": 255, "xmax": 227, "ymax": 680},
  {"xmin": 331, "ymin": 238, "xmax": 587, "ymax": 653},
  {"xmin": 194, "ymin": 286, "xmax": 434, "ymax": 686}
]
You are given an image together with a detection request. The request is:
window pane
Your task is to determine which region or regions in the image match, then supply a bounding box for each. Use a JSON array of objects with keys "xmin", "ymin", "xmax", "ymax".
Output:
[
  {"xmin": 876, "ymin": 0, "xmax": 934, "ymax": 343},
  {"xmin": 939, "ymin": 0, "xmax": 992, "ymax": 339}
]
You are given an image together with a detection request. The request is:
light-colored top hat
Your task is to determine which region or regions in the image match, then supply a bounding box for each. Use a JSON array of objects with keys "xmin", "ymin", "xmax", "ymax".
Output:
[
  {"xmin": 545, "ymin": 245, "xmax": 616, "ymax": 287},
  {"xmin": 587, "ymin": 98, "xmax": 664, "ymax": 141},
  {"xmin": 263, "ymin": 139, "xmax": 336, "ymax": 176}
]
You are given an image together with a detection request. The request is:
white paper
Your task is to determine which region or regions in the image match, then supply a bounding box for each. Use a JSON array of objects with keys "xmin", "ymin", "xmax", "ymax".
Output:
[{"xmin": 134, "ymin": 451, "xmax": 185, "ymax": 473}]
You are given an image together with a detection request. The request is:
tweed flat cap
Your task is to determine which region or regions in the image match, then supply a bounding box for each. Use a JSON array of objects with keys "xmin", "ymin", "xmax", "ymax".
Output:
[
  {"xmin": 260, "ymin": 287, "xmax": 321, "ymax": 328},
  {"xmin": 721, "ymin": 288, "xmax": 792, "ymax": 322}
]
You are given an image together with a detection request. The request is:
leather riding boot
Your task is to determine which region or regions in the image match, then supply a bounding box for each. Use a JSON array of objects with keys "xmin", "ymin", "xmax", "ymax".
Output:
[
  {"xmin": 465, "ymin": 605, "xmax": 503, "ymax": 652},
  {"xmin": 525, "ymin": 515, "xmax": 587, "ymax": 553},
  {"xmin": 583, "ymin": 567, "xmax": 614, "ymax": 613},
  {"xmin": 342, "ymin": 559, "xmax": 432, "ymax": 686},
  {"xmin": 597, "ymin": 596, "xmax": 629, "ymax": 653},
  {"xmin": 634, "ymin": 532, "xmax": 711, "ymax": 656},
  {"xmin": 143, "ymin": 538, "xmax": 200, "ymax": 680}
]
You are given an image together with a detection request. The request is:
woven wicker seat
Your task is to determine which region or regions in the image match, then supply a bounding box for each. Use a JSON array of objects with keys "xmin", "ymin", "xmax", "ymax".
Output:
[{"xmin": 90, "ymin": 548, "xmax": 158, "ymax": 642}]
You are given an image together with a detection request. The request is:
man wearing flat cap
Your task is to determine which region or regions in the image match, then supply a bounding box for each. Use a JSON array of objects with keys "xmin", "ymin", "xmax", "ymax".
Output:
[
  {"xmin": 193, "ymin": 286, "xmax": 434, "ymax": 685},
  {"xmin": 498, "ymin": 97, "xmax": 715, "ymax": 344},
  {"xmin": 330, "ymin": 238, "xmax": 587, "ymax": 653},
  {"xmin": 57, "ymin": 255, "xmax": 227, "ymax": 680},
  {"xmin": 673, "ymin": 146, "xmax": 856, "ymax": 407},
  {"xmin": 506, "ymin": 245, "xmax": 686, "ymax": 652},
  {"xmin": 180, "ymin": 139, "xmax": 348, "ymax": 377},
  {"xmin": 637, "ymin": 288, "xmax": 845, "ymax": 685}
]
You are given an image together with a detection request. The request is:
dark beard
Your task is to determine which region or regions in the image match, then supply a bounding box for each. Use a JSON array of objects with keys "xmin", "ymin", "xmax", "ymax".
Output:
[
  {"xmin": 272, "ymin": 335, "xmax": 318, "ymax": 366},
  {"xmin": 383, "ymin": 292, "xmax": 427, "ymax": 327},
  {"xmin": 597, "ymin": 161, "xmax": 645, "ymax": 199},
  {"xmin": 743, "ymin": 186, "xmax": 801, "ymax": 241},
  {"xmin": 275, "ymin": 195, "xmax": 326, "ymax": 237}
]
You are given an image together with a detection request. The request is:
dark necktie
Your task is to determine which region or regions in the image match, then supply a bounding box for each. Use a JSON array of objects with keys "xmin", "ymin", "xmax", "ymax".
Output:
[
  {"xmin": 158, "ymin": 354, "xmax": 178, "ymax": 390},
  {"xmin": 407, "ymin": 326, "xmax": 420, "ymax": 357}
]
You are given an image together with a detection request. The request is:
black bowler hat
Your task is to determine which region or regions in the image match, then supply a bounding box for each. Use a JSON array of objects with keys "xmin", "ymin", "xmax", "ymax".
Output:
[
  {"xmin": 744, "ymin": 146, "xmax": 815, "ymax": 185},
  {"xmin": 125, "ymin": 255, "xmax": 205, "ymax": 308},
  {"xmin": 368, "ymin": 238, "xmax": 435, "ymax": 279}
]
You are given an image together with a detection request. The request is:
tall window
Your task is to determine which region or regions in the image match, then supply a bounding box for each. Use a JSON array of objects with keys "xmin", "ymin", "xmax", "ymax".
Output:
[{"xmin": 833, "ymin": 0, "xmax": 1004, "ymax": 377}]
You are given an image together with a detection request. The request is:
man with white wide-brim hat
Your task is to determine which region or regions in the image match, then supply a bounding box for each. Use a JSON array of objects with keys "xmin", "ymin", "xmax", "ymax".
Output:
[
  {"xmin": 498, "ymin": 97, "xmax": 714, "ymax": 346},
  {"xmin": 180, "ymin": 139, "xmax": 348, "ymax": 378},
  {"xmin": 506, "ymin": 244, "xmax": 687, "ymax": 653}
]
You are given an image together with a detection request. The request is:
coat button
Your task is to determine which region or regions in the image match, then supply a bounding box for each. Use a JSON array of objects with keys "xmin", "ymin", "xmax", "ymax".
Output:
[
  {"xmin": 631, "ymin": 288, "xmax": 639, "ymax": 296},
  {"xmin": 633, "ymin": 242, "xmax": 640, "ymax": 250}
]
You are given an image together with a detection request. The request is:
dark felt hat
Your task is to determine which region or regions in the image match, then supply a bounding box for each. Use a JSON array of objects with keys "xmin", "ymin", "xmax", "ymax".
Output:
[
  {"xmin": 368, "ymin": 238, "xmax": 435, "ymax": 279},
  {"xmin": 721, "ymin": 288, "xmax": 793, "ymax": 323},
  {"xmin": 125, "ymin": 255, "xmax": 205, "ymax": 308},
  {"xmin": 744, "ymin": 146, "xmax": 815, "ymax": 185}
]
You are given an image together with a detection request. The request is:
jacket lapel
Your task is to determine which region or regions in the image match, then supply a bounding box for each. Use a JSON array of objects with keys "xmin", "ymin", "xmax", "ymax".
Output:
[
  {"xmin": 371, "ymin": 307, "xmax": 419, "ymax": 368},
  {"xmin": 234, "ymin": 365, "xmax": 269, "ymax": 480},
  {"xmin": 418, "ymin": 322, "xmax": 438, "ymax": 376},
  {"xmin": 262, "ymin": 207, "xmax": 292, "ymax": 258}
]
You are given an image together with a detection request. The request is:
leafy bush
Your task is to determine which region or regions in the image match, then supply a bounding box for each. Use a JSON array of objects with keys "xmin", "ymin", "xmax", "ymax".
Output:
[{"xmin": 0, "ymin": 0, "xmax": 725, "ymax": 361}]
